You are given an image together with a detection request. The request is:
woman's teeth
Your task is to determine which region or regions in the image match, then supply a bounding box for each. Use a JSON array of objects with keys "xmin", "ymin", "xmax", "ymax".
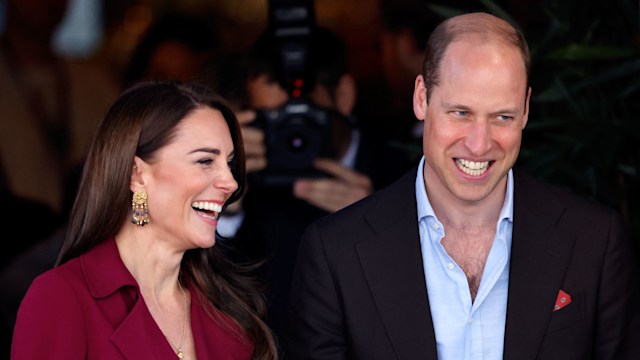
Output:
[
  {"xmin": 192, "ymin": 201, "xmax": 223, "ymax": 212},
  {"xmin": 191, "ymin": 201, "xmax": 223, "ymax": 219}
]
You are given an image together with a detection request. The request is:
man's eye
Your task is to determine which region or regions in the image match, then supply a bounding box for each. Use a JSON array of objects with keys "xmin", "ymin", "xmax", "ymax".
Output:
[
  {"xmin": 498, "ymin": 115, "xmax": 513, "ymax": 121},
  {"xmin": 455, "ymin": 111, "xmax": 469, "ymax": 117}
]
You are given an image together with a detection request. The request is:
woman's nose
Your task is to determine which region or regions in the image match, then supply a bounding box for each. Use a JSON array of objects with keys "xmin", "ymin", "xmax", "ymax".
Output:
[{"xmin": 215, "ymin": 167, "xmax": 238, "ymax": 194}]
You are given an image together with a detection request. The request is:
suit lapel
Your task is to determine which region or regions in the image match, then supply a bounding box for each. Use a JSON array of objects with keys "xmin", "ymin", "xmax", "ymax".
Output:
[
  {"xmin": 356, "ymin": 169, "xmax": 438, "ymax": 359},
  {"xmin": 503, "ymin": 170, "xmax": 576, "ymax": 360}
]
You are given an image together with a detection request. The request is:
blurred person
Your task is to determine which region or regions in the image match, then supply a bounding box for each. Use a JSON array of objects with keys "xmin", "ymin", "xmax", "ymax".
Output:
[
  {"xmin": 356, "ymin": 0, "xmax": 439, "ymax": 166},
  {"xmin": 0, "ymin": 0, "xmax": 118, "ymax": 352},
  {"xmin": 122, "ymin": 12, "xmax": 223, "ymax": 89},
  {"xmin": 0, "ymin": 164, "xmax": 81, "ymax": 356},
  {"xmin": 217, "ymin": 25, "xmax": 413, "ymax": 342},
  {"xmin": 0, "ymin": 181, "xmax": 62, "ymax": 357},
  {"xmin": 11, "ymin": 81, "xmax": 278, "ymax": 359},
  {"xmin": 285, "ymin": 12, "xmax": 640, "ymax": 359},
  {"xmin": 0, "ymin": 0, "xmax": 119, "ymax": 215}
]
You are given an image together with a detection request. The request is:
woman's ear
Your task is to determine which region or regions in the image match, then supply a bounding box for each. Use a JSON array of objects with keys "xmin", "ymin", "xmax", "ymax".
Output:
[{"xmin": 130, "ymin": 156, "xmax": 147, "ymax": 192}]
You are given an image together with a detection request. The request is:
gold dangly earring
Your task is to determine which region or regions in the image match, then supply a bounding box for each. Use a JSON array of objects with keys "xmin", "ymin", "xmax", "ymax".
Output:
[{"xmin": 131, "ymin": 190, "xmax": 149, "ymax": 226}]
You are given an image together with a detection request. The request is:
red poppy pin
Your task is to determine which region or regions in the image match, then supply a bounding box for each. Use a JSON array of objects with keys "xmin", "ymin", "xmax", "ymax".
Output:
[{"xmin": 553, "ymin": 289, "xmax": 572, "ymax": 312}]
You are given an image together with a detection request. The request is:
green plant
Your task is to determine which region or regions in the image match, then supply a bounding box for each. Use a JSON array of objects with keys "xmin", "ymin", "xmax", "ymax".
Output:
[
  {"xmin": 518, "ymin": 0, "xmax": 640, "ymax": 246},
  {"xmin": 426, "ymin": 0, "xmax": 640, "ymax": 246}
]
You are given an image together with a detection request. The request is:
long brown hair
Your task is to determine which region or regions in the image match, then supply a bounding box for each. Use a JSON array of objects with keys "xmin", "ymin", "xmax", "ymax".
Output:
[{"xmin": 56, "ymin": 80, "xmax": 277, "ymax": 358}]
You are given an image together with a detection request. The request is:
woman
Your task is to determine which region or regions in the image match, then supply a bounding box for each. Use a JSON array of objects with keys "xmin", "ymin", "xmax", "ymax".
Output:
[{"xmin": 11, "ymin": 81, "xmax": 278, "ymax": 359}]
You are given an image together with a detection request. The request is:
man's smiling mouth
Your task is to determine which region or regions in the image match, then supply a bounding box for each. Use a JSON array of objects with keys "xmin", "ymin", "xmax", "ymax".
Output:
[{"xmin": 455, "ymin": 158, "xmax": 491, "ymax": 176}]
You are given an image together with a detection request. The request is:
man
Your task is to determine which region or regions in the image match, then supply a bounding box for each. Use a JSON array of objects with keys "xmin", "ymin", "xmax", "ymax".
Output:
[
  {"xmin": 284, "ymin": 12, "xmax": 640, "ymax": 359},
  {"xmin": 217, "ymin": 26, "xmax": 413, "ymax": 342}
]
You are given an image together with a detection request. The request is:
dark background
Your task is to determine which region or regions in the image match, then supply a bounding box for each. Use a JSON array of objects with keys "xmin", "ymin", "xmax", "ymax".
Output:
[
  {"xmin": 1, "ymin": 0, "xmax": 638, "ymax": 290},
  {"xmin": 0, "ymin": 0, "xmax": 638, "ymax": 356}
]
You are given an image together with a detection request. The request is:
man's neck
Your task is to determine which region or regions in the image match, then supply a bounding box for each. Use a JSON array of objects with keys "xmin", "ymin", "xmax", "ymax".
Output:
[{"xmin": 425, "ymin": 171, "xmax": 506, "ymax": 231}]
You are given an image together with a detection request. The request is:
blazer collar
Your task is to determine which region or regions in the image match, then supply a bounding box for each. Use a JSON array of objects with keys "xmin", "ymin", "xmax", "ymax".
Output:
[
  {"xmin": 79, "ymin": 237, "xmax": 252, "ymax": 359},
  {"xmin": 503, "ymin": 169, "xmax": 576, "ymax": 359},
  {"xmin": 358, "ymin": 167, "xmax": 439, "ymax": 359},
  {"xmin": 80, "ymin": 237, "xmax": 179, "ymax": 358},
  {"xmin": 81, "ymin": 237, "xmax": 137, "ymax": 298}
]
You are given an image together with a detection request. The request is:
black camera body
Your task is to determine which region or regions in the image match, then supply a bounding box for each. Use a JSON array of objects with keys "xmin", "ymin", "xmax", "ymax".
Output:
[
  {"xmin": 253, "ymin": 98, "xmax": 337, "ymax": 186},
  {"xmin": 251, "ymin": 0, "xmax": 338, "ymax": 187}
]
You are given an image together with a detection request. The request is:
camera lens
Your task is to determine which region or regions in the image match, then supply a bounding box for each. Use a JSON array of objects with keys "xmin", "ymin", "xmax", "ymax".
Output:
[
  {"xmin": 275, "ymin": 119, "xmax": 319, "ymax": 169},
  {"xmin": 288, "ymin": 132, "xmax": 307, "ymax": 153},
  {"xmin": 254, "ymin": 99, "xmax": 334, "ymax": 186}
]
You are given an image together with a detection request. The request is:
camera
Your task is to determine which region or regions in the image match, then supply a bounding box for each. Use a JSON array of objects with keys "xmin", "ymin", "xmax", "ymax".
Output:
[
  {"xmin": 254, "ymin": 98, "xmax": 338, "ymax": 186},
  {"xmin": 250, "ymin": 0, "xmax": 347, "ymax": 187}
]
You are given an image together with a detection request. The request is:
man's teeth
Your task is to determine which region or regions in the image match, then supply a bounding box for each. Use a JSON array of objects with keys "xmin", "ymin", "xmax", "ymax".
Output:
[
  {"xmin": 191, "ymin": 201, "xmax": 223, "ymax": 213},
  {"xmin": 455, "ymin": 159, "xmax": 490, "ymax": 176}
]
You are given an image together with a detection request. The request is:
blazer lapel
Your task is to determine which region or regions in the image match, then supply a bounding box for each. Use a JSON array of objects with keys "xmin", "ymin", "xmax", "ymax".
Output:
[
  {"xmin": 111, "ymin": 297, "xmax": 177, "ymax": 358},
  {"xmin": 356, "ymin": 169, "xmax": 438, "ymax": 359},
  {"xmin": 503, "ymin": 170, "xmax": 576, "ymax": 360},
  {"xmin": 82, "ymin": 238, "xmax": 177, "ymax": 359}
]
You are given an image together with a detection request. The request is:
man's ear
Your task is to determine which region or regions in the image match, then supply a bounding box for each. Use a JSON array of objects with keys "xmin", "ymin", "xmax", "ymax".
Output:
[
  {"xmin": 413, "ymin": 75, "xmax": 428, "ymax": 122},
  {"xmin": 522, "ymin": 86, "xmax": 532, "ymax": 129},
  {"xmin": 130, "ymin": 156, "xmax": 147, "ymax": 192},
  {"xmin": 334, "ymin": 74, "xmax": 356, "ymax": 117}
]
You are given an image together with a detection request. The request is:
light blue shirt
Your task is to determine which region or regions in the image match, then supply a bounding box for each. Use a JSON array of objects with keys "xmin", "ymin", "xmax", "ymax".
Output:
[{"xmin": 415, "ymin": 156, "xmax": 514, "ymax": 360}]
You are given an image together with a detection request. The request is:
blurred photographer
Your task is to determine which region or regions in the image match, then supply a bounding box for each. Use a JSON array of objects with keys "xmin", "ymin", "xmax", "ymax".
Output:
[
  {"xmin": 218, "ymin": 21, "xmax": 412, "ymax": 344},
  {"xmin": 245, "ymin": 25, "xmax": 372, "ymax": 209}
]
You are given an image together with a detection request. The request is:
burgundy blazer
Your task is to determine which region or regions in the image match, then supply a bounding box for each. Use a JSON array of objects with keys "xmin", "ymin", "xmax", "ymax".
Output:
[
  {"xmin": 284, "ymin": 167, "xmax": 640, "ymax": 359},
  {"xmin": 11, "ymin": 237, "xmax": 253, "ymax": 359}
]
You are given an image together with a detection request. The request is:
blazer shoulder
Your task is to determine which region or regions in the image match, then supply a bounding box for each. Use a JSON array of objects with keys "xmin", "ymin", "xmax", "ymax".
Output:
[
  {"xmin": 308, "ymin": 166, "xmax": 419, "ymax": 244},
  {"xmin": 14, "ymin": 261, "xmax": 87, "ymax": 343},
  {"xmin": 513, "ymin": 168, "xmax": 627, "ymax": 244},
  {"xmin": 21, "ymin": 259, "xmax": 85, "ymax": 307}
]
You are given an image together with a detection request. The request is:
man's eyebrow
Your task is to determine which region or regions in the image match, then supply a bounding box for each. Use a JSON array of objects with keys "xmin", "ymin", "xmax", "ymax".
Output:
[
  {"xmin": 440, "ymin": 101, "xmax": 471, "ymax": 110},
  {"xmin": 441, "ymin": 101, "xmax": 519, "ymax": 114}
]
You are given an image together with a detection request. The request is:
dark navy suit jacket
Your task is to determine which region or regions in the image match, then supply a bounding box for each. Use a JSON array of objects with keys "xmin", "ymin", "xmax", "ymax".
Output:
[{"xmin": 285, "ymin": 167, "xmax": 640, "ymax": 359}]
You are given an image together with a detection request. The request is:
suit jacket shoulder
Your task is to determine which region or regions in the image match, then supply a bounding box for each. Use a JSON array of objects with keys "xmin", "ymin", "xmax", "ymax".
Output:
[
  {"xmin": 505, "ymin": 167, "xmax": 640, "ymax": 359},
  {"xmin": 308, "ymin": 165, "xmax": 419, "ymax": 247}
]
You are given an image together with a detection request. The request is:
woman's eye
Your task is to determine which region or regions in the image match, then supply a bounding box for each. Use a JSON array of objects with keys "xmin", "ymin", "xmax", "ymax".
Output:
[{"xmin": 197, "ymin": 158, "xmax": 213, "ymax": 165}]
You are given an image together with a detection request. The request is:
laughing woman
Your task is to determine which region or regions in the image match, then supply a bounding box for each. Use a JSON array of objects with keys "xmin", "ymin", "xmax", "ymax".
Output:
[{"xmin": 11, "ymin": 81, "xmax": 278, "ymax": 359}]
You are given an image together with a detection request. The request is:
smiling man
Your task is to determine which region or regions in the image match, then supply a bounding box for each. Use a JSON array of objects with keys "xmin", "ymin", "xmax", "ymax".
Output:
[{"xmin": 284, "ymin": 12, "xmax": 640, "ymax": 360}]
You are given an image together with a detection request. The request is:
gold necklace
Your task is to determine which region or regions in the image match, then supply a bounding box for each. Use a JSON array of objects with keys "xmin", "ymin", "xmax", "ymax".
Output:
[{"xmin": 170, "ymin": 283, "xmax": 187, "ymax": 359}]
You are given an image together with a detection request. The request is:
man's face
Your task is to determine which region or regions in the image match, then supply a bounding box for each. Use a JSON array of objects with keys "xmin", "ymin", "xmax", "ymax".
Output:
[
  {"xmin": 413, "ymin": 38, "xmax": 530, "ymax": 206},
  {"xmin": 246, "ymin": 74, "xmax": 334, "ymax": 111},
  {"xmin": 246, "ymin": 74, "xmax": 289, "ymax": 110}
]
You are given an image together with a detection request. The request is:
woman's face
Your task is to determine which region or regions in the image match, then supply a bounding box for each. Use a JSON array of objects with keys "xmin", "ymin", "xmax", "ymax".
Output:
[{"xmin": 140, "ymin": 106, "xmax": 238, "ymax": 250}]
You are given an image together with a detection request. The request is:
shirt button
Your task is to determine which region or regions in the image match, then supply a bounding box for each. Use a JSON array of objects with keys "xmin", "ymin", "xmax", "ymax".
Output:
[
  {"xmin": 432, "ymin": 223, "xmax": 440, "ymax": 231},
  {"xmin": 447, "ymin": 263, "xmax": 454, "ymax": 270}
]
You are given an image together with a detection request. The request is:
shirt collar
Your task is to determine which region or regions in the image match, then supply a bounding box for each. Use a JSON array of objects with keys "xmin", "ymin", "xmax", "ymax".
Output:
[{"xmin": 415, "ymin": 156, "xmax": 514, "ymax": 224}]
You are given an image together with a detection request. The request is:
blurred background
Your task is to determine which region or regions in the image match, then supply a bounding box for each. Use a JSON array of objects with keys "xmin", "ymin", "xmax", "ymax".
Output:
[
  {"xmin": 0, "ymin": 0, "xmax": 638, "ymax": 355},
  {"xmin": 1, "ymin": 0, "xmax": 630, "ymax": 257}
]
